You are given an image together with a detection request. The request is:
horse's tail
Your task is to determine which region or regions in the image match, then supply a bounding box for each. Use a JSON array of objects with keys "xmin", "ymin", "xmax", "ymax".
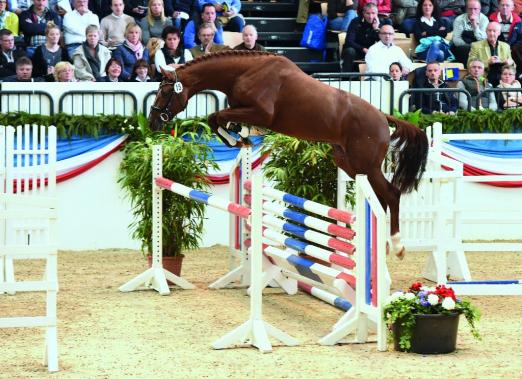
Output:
[{"xmin": 385, "ymin": 115, "xmax": 429, "ymax": 194}]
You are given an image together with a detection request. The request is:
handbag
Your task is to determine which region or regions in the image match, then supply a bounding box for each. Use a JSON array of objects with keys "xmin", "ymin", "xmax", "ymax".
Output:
[{"xmin": 300, "ymin": 14, "xmax": 328, "ymax": 51}]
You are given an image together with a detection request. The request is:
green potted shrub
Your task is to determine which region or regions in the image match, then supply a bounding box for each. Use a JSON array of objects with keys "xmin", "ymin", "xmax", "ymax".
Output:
[{"xmin": 118, "ymin": 119, "xmax": 218, "ymax": 273}]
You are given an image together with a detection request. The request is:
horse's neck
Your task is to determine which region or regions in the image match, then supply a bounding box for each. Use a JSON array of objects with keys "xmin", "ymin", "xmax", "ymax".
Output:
[{"xmin": 183, "ymin": 57, "xmax": 251, "ymax": 94}]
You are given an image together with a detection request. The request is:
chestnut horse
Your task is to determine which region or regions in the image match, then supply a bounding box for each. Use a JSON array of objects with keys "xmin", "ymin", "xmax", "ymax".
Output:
[{"xmin": 149, "ymin": 50, "xmax": 428, "ymax": 258}]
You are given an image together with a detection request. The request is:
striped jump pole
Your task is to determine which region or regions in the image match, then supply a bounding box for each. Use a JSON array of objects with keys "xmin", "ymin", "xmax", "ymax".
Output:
[{"xmin": 449, "ymin": 279, "xmax": 522, "ymax": 296}]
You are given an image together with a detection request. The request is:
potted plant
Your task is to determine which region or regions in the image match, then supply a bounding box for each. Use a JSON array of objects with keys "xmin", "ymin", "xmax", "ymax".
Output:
[
  {"xmin": 383, "ymin": 282, "xmax": 481, "ymax": 354},
  {"xmin": 118, "ymin": 118, "xmax": 218, "ymax": 274}
]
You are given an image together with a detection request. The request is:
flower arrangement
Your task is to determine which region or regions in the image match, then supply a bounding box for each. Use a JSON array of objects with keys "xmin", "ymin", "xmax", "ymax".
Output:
[{"xmin": 383, "ymin": 282, "xmax": 481, "ymax": 351}]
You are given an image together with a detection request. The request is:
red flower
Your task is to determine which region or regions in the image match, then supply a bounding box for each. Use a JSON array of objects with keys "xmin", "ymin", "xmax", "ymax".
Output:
[
  {"xmin": 409, "ymin": 282, "xmax": 423, "ymax": 292},
  {"xmin": 435, "ymin": 285, "xmax": 457, "ymax": 301}
]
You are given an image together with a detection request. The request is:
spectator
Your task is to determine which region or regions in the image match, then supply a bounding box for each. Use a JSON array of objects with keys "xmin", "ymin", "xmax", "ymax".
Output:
[
  {"xmin": 468, "ymin": 21, "xmax": 514, "ymax": 85},
  {"xmin": 124, "ymin": 0, "xmax": 148, "ymax": 21},
  {"xmin": 164, "ymin": 0, "xmax": 196, "ymax": 31},
  {"xmin": 3, "ymin": 56, "xmax": 41, "ymax": 81},
  {"xmin": 413, "ymin": 61, "xmax": 458, "ymax": 113},
  {"xmin": 489, "ymin": 0, "xmax": 520, "ymax": 42},
  {"xmin": 130, "ymin": 58, "xmax": 153, "ymax": 81},
  {"xmin": 480, "ymin": 0, "xmax": 498, "ymax": 15},
  {"xmin": 9, "ymin": 0, "xmax": 30, "ymax": 15},
  {"xmin": 439, "ymin": 0, "xmax": 465, "ymax": 32},
  {"xmin": 0, "ymin": 28, "xmax": 25, "ymax": 78},
  {"xmin": 389, "ymin": 61, "xmax": 405, "ymax": 80},
  {"xmin": 63, "ymin": 0, "xmax": 100, "ymax": 57},
  {"xmin": 89, "ymin": 0, "xmax": 112, "ymax": 19},
  {"xmin": 233, "ymin": 24, "xmax": 265, "ymax": 51},
  {"xmin": 457, "ymin": 58, "xmax": 498, "ymax": 109},
  {"xmin": 189, "ymin": 22, "xmax": 228, "ymax": 57},
  {"xmin": 112, "ymin": 22, "xmax": 150, "ymax": 80},
  {"xmin": 340, "ymin": 3, "xmax": 392, "ymax": 72},
  {"xmin": 198, "ymin": 0, "xmax": 244, "ymax": 32},
  {"xmin": 327, "ymin": 0, "xmax": 357, "ymax": 32},
  {"xmin": 53, "ymin": 60, "xmax": 77, "ymax": 81},
  {"xmin": 100, "ymin": 57, "xmax": 124, "ymax": 81},
  {"xmin": 394, "ymin": 0, "xmax": 418, "ymax": 35},
  {"xmin": 365, "ymin": 24, "xmax": 413, "ymax": 76},
  {"xmin": 0, "ymin": 0, "xmax": 19, "ymax": 36},
  {"xmin": 19, "ymin": 0, "xmax": 62, "ymax": 57},
  {"xmin": 183, "ymin": 3, "xmax": 224, "ymax": 49},
  {"xmin": 413, "ymin": 0, "xmax": 448, "ymax": 44},
  {"xmin": 154, "ymin": 26, "xmax": 192, "ymax": 75},
  {"xmin": 452, "ymin": 0, "xmax": 489, "ymax": 64},
  {"xmin": 71, "ymin": 24, "xmax": 112, "ymax": 81},
  {"xmin": 100, "ymin": 0, "xmax": 134, "ymax": 49},
  {"xmin": 358, "ymin": 0, "xmax": 392, "ymax": 18},
  {"xmin": 31, "ymin": 21, "xmax": 68, "ymax": 81},
  {"xmin": 139, "ymin": 0, "xmax": 173, "ymax": 45},
  {"xmin": 497, "ymin": 64, "xmax": 522, "ymax": 107}
]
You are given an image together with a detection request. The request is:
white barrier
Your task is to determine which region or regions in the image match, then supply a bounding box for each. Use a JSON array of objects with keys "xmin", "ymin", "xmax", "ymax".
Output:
[{"xmin": 0, "ymin": 124, "xmax": 59, "ymax": 372}]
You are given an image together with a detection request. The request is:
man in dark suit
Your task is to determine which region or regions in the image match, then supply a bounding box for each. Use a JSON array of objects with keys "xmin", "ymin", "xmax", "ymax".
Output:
[{"xmin": 0, "ymin": 29, "xmax": 26, "ymax": 79}]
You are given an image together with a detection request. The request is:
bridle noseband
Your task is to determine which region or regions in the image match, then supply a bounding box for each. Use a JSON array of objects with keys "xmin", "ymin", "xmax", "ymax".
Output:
[{"xmin": 150, "ymin": 70, "xmax": 184, "ymax": 123}]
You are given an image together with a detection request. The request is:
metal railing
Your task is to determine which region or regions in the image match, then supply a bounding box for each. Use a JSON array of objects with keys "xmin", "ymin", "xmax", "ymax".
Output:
[
  {"xmin": 479, "ymin": 87, "xmax": 522, "ymax": 110},
  {"xmin": 142, "ymin": 90, "xmax": 220, "ymax": 118},
  {"xmin": 58, "ymin": 90, "xmax": 138, "ymax": 115},
  {"xmin": 0, "ymin": 90, "xmax": 54, "ymax": 115},
  {"xmin": 312, "ymin": 73, "xmax": 395, "ymax": 114},
  {"xmin": 398, "ymin": 88, "xmax": 472, "ymax": 113}
]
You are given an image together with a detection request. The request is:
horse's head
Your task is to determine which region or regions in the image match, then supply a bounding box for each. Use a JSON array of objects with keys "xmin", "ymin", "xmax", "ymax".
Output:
[{"xmin": 148, "ymin": 68, "xmax": 188, "ymax": 131}]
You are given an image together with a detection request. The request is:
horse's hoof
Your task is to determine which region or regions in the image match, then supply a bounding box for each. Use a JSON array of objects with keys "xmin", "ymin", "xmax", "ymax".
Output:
[
  {"xmin": 395, "ymin": 246, "xmax": 406, "ymax": 260},
  {"xmin": 241, "ymin": 137, "xmax": 253, "ymax": 147}
]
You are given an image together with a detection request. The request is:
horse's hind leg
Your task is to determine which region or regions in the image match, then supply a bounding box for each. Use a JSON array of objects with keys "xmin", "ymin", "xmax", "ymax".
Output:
[{"xmin": 367, "ymin": 170, "xmax": 405, "ymax": 259}]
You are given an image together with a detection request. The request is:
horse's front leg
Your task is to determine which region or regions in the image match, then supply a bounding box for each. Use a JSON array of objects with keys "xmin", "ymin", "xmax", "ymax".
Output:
[
  {"xmin": 208, "ymin": 113, "xmax": 245, "ymax": 148},
  {"xmin": 214, "ymin": 106, "xmax": 272, "ymax": 145}
]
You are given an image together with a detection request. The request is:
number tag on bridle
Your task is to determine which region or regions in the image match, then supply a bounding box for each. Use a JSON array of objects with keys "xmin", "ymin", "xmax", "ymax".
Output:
[{"xmin": 174, "ymin": 82, "xmax": 183, "ymax": 94}]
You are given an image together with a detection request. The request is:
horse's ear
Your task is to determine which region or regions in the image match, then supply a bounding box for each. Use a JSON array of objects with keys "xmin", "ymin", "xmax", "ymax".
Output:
[{"xmin": 161, "ymin": 67, "xmax": 175, "ymax": 79}]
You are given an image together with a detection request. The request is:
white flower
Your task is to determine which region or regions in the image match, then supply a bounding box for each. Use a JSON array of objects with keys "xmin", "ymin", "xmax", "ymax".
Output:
[
  {"xmin": 404, "ymin": 293, "xmax": 415, "ymax": 300},
  {"xmin": 441, "ymin": 297, "xmax": 456, "ymax": 310},
  {"xmin": 129, "ymin": 125, "xmax": 135, "ymax": 130},
  {"xmin": 427, "ymin": 294, "xmax": 439, "ymax": 305},
  {"xmin": 386, "ymin": 291, "xmax": 404, "ymax": 304},
  {"xmin": 121, "ymin": 127, "xmax": 125, "ymax": 132}
]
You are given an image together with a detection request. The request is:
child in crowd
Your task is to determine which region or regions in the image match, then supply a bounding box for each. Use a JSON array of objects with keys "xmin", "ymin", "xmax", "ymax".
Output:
[
  {"xmin": 130, "ymin": 58, "xmax": 152, "ymax": 82},
  {"xmin": 497, "ymin": 65, "xmax": 522, "ymax": 108},
  {"xmin": 389, "ymin": 62, "xmax": 405, "ymax": 81}
]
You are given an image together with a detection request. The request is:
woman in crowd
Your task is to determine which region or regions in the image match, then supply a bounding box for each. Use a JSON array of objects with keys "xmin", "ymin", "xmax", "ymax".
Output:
[
  {"xmin": 412, "ymin": 0, "xmax": 448, "ymax": 44},
  {"xmin": 389, "ymin": 62, "xmax": 405, "ymax": 81},
  {"xmin": 113, "ymin": 23, "xmax": 149, "ymax": 81},
  {"xmin": 130, "ymin": 58, "xmax": 153, "ymax": 82},
  {"xmin": 32, "ymin": 22, "xmax": 68, "ymax": 81},
  {"xmin": 154, "ymin": 26, "xmax": 192, "ymax": 76},
  {"xmin": 139, "ymin": 0, "xmax": 172, "ymax": 45},
  {"xmin": 497, "ymin": 64, "xmax": 522, "ymax": 108},
  {"xmin": 100, "ymin": 57, "xmax": 124, "ymax": 82},
  {"xmin": 53, "ymin": 61, "xmax": 77, "ymax": 82},
  {"xmin": 71, "ymin": 24, "xmax": 112, "ymax": 81}
]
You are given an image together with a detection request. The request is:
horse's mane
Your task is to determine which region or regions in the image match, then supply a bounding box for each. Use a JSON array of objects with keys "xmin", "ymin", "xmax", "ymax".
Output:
[{"xmin": 181, "ymin": 50, "xmax": 279, "ymax": 70}]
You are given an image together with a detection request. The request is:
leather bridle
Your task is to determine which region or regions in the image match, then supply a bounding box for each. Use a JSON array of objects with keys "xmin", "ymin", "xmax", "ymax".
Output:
[{"xmin": 150, "ymin": 71, "xmax": 184, "ymax": 123}]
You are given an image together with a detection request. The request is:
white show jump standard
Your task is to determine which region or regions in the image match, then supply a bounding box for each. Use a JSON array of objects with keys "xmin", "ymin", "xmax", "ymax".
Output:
[
  {"xmin": 119, "ymin": 145, "xmax": 252, "ymax": 296},
  {"xmin": 0, "ymin": 124, "xmax": 59, "ymax": 373}
]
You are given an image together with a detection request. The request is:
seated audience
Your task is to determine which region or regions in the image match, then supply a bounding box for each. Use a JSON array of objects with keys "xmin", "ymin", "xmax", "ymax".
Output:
[
  {"xmin": 189, "ymin": 22, "xmax": 228, "ymax": 57},
  {"xmin": 54, "ymin": 60, "xmax": 77, "ymax": 81},
  {"xmin": 100, "ymin": 57, "xmax": 124, "ymax": 81},
  {"xmin": 63, "ymin": 0, "xmax": 100, "ymax": 57},
  {"xmin": 327, "ymin": 0, "xmax": 357, "ymax": 32},
  {"xmin": 0, "ymin": 0, "xmax": 19, "ymax": 36},
  {"xmin": 497, "ymin": 64, "xmax": 522, "ymax": 107},
  {"xmin": 32, "ymin": 21, "xmax": 68, "ymax": 81},
  {"xmin": 489, "ymin": 0, "xmax": 520, "ymax": 42},
  {"xmin": 183, "ymin": 3, "xmax": 224, "ymax": 49},
  {"xmin": 413, "ymin": 0, "xmax": 448, "ymax": 44},
  {"xmin": 154, "ymin": 26, "xmax": 192, "ymax": 75},
  {"xmin": 124, "ymin": 0, "xmax": 148, "ymax": 20},
  {"xmin": 438, "ymin": 0, "xmax": 465, "ymax": 31},
  {"xmin": 0, "ymin": 28, "xmax": 25, "ymax": 78},
  {"xmin": 341, "ymin": 3, "xmax": 392, "ymax": 72},
  {"xmin": 394, "ymin": 0, "xmax": 418, "ymax": 35},
  {"xmin": 198, "ymin": 0, "xmax": 244, "ymax": 32},
  {"xmin": 457, "ymin": 58, "xmax": 498, "ymax": 109},
  {"xmin": 233, "ymin": 24, "xmax": 265, "ymax": 51},
  {"xmin": 139, "ymin": 0, "xmax": 172, "ymax": 45},
  {"xmin": 10, "ymin": 0, "xmax": 30, "ymax": 15},
  {"xmin": 164, "ymin": 0, "xmax": 196, "ymax": 32},
  {"xmin": 468, "ymin": 21, "xmax": 514, "ymax": 86},
  {"xmin": 389, "ymin": 61, "xmax": 406, "ymax": 80},
  {"xmin": 112, "ymin": 22, "xmax": 150, "ymax": 80},
  {"xmin": 100, "ymin": 0, "xmax": 134, "ymax": 49},
  {"xmin": 130, "ymin": 58, "xmax": 153, "ymax": 81},
  {"xmin": 358, "ymin": 0, "xmax": 392, "ymax": 18},
  {"xmin": 365, "ymin": 24, "xmax": 414, "ymax": 76},
  {"xmin": 3, "ymin": 56, "xmax": 42, "ymax": 81},
  {"xmin": 413, "ymin": 61, "xmax": 458, "ymax": 113},
  {"xmin": 480, "ymin": 0, "xmax": 498, "ymax": 16},
  {"xmin": 19, "ymin": 0, "xmax": 62, "ymax": 56},
  {"xmin": 88, "ymin": 0, "xmax": 112, "ymax": 19},
  {"xmin": 71, "ymin": 24, "xmax": 112, "ymax": 81},
  {"xmin": 452, "ymin": 0, "xmax": 488, "ymax": 64}
]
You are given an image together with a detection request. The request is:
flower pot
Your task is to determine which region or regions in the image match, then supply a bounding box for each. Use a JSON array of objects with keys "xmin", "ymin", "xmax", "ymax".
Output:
[
  {"xmin": 393, "ymin": 313, "xmax": 460, "ymax": 354},
  {"xmin": 147, "ymin": 255, "xmax": 185, "ymax": 284}
]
